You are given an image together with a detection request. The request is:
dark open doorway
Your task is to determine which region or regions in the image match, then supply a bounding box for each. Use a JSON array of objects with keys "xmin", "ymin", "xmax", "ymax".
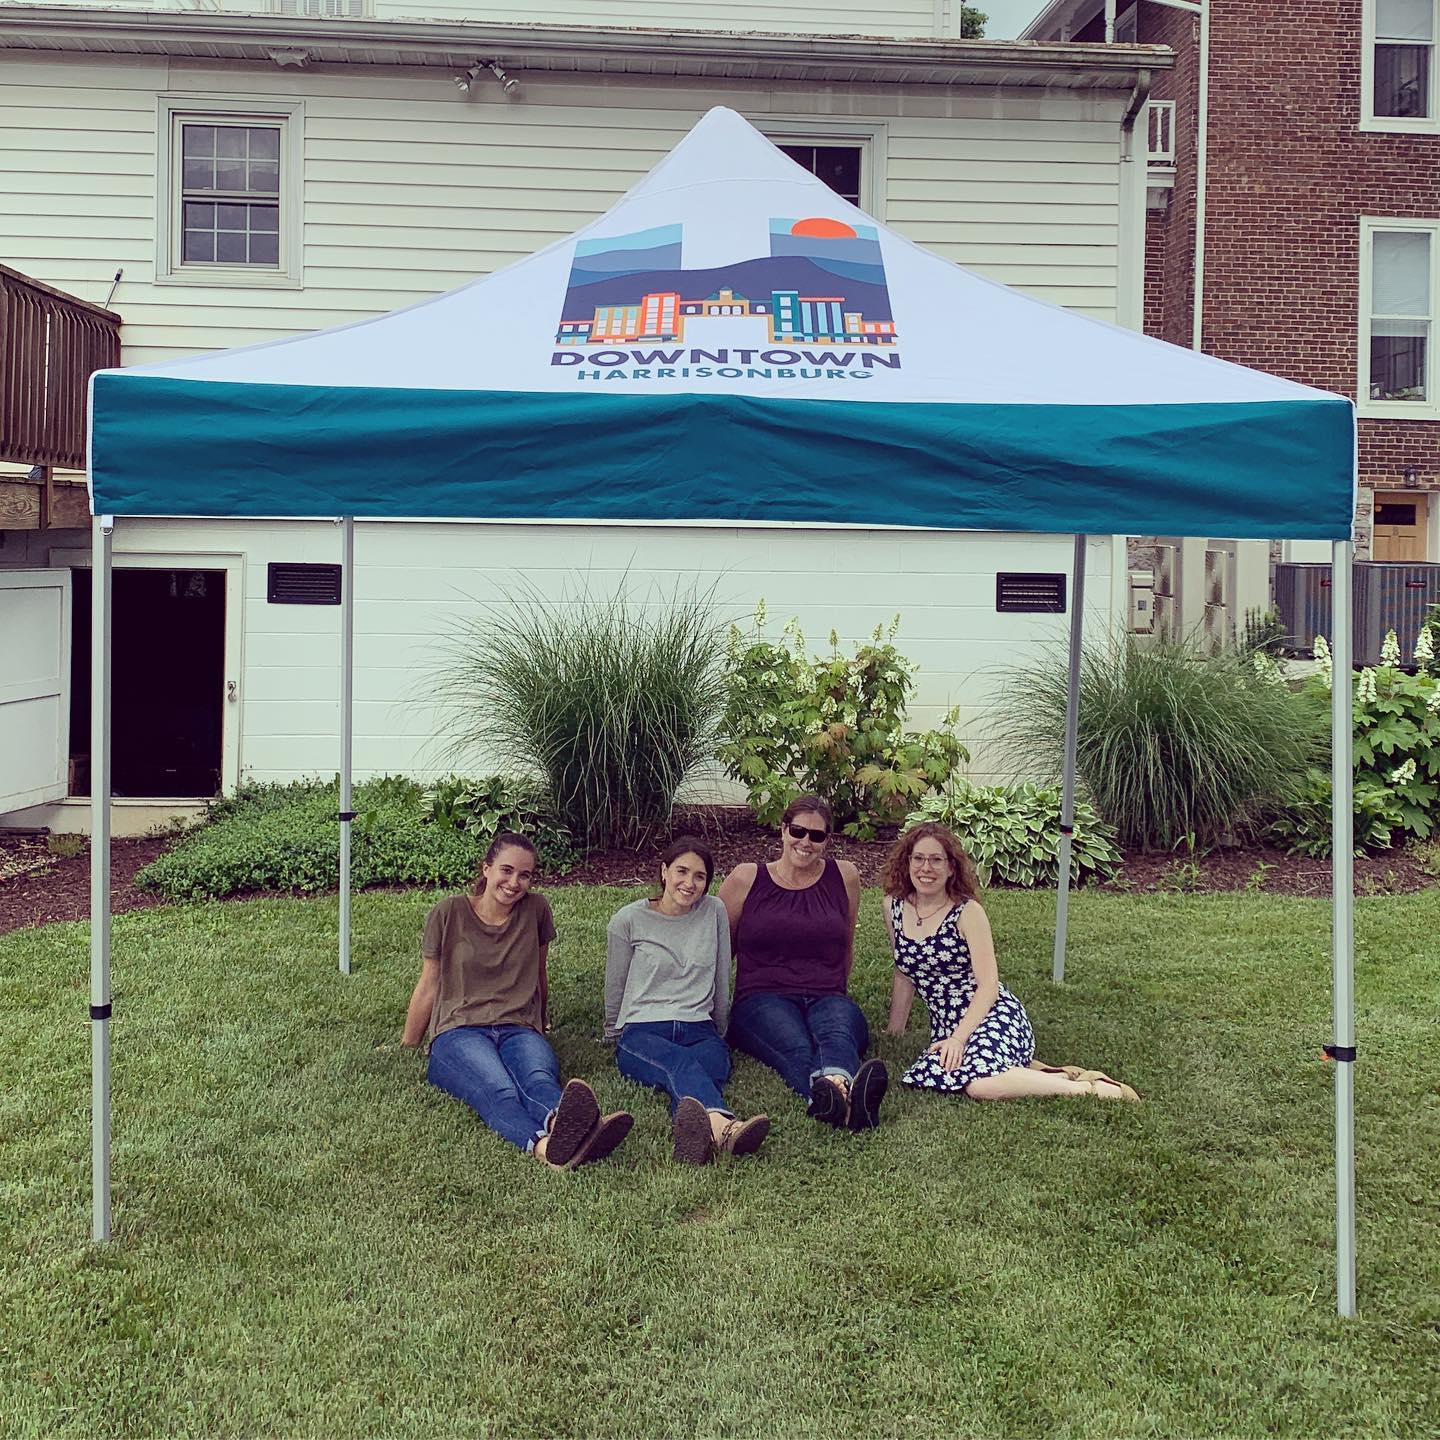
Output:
[{"xmin": 70, "ymin": 568, "xmax": 226, "ymax": 798}]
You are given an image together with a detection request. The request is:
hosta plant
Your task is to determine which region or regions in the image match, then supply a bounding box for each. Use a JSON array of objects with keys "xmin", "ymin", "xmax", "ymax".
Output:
[{"xmin": 905, "ymin": 781, "xmax": 1120, "ymax": 889}]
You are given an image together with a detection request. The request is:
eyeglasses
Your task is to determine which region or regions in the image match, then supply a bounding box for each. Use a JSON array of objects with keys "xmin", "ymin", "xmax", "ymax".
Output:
[
  {"xmin": 785, "ymin": 823, "xmax": 829, "ymax": 843},
  {"xmin": 911, "ymin": 855, "xmax": 948, "ymax": 869}
]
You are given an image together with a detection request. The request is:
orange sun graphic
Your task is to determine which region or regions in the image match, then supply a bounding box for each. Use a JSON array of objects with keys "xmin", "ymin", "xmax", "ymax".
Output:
[{"xmin": 790, "ymin": 217, "xmax": 858, "ymax": 240}]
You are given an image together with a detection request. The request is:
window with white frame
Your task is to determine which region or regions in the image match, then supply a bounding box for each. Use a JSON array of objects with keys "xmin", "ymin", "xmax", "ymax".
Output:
[
  {"xmin": 1365, "ymin": 0, "xmax": 1439, "ymax": 127},
  {"xmin": 1362, "ymin": 220, "xmax": 1439, "ymax": 415},
  {"xmin": 157, "ymin": 99, "xmax": 303, "ymax": 286}
]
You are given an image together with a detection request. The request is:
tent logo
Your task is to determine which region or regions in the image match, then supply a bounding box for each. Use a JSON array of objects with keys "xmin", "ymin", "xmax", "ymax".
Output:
[{"xmin": 552, "ymin": 218, "xmax": 900, "ymax": 380}]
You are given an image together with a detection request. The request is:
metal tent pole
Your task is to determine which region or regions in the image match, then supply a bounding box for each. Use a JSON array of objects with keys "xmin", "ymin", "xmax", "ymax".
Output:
[
  {"xmin": 339, "ymin": 516, "xmax": 354, "ymax": 975},
  {"xmin": 1330, "ymin": 539, "xmax": 1356, "ymax": 1317},
  {"xmin": 1053, "ymin": 534, "xmax": 1088, "ymax": 985},
  {"xmin": 90, "ymin": 514, "xmax": 114, "ymax": 1241}
]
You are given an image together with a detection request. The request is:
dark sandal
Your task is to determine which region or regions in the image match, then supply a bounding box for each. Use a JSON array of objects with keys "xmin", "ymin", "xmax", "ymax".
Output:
[
  {"xmin": 807, "ymin": 1076, "xmax": 848, "ymax": 1127},
  {"xmin": 544, "ymin": 1079, "xmax": 600, "ymax": 1168},
  {"xmin": 846, "ymin": 1058, "xmax": 889, "ymax": 1131},
  {"xmin": 672, "ymin": 1096, "xmax": 714, "ymax": 1166}
]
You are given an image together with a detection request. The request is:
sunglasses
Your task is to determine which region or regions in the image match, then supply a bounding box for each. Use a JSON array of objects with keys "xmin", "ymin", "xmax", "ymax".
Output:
[{"xmin": 785, "ymin": 823, "xmax": 829, "ymax": 843}]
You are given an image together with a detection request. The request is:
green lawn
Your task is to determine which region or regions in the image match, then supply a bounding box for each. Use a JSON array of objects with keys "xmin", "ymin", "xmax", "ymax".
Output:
[{"xmin": 2, "ymin": 888, "xmax": 1437, "ymax": 1440}]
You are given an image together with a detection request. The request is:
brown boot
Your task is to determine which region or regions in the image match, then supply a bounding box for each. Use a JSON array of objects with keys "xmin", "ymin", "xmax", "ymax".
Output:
[
  {"xmin": 715, "ymin": 1112, "xmax": 769, "ymax": 1158},
  {"xmin": 672, "ymin": 1096, "xmax": 714, "ymax": 1165}
]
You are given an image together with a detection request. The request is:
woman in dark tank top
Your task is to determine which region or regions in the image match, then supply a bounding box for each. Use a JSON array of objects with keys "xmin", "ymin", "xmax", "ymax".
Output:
[{"xmin": 718, "ymin": 794, "xmax": 888, "ymax": 1130}]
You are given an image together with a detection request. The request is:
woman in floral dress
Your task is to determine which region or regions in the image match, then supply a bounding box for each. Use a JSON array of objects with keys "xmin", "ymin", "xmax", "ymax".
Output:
[{"xmin": 882, "ymin": 822, "xmax": 1139, "ymax": 1101}]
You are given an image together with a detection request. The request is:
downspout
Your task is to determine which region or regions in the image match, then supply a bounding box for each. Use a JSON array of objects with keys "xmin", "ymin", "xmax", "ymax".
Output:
[
  {"xmin": 1192, "ymin": 0, "xmax": 1211, "ymax": 351},
  {"xmin": 1120, "ymin": 65, "xmax": 1153, "ymax": 329}
]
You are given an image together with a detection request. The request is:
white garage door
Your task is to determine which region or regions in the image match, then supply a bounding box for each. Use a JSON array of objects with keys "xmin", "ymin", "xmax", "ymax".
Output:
[{"xmin": 0, "ymin": 569, "xmax": 72, "ymax": 814}]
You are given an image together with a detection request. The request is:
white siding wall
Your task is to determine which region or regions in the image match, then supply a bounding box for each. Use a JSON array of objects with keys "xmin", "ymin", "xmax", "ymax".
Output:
[
  {"xmin": 35, "ymin": 518, "xmax": 1109, "ymax": 791},
  {"xmin": 0, "ymin": 56, "xmax": 1124, "ymax": 365}
]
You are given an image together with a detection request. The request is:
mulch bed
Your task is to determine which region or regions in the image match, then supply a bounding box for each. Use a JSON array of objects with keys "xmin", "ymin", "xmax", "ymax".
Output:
[{"xmin": 2, "ymin": 807, "xmax": 1435, "ymax": 938}]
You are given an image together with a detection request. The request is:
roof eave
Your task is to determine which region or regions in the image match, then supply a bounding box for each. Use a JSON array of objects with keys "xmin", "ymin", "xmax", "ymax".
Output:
[{"xmin": 0, "ymin": 6, "xmax": 1170, "ymax": 86}]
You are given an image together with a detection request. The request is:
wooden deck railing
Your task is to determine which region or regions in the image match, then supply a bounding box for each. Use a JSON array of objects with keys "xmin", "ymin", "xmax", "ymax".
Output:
[{"xmin": 0, "ymin": 265, "xmax": 121, "ymax": 472}]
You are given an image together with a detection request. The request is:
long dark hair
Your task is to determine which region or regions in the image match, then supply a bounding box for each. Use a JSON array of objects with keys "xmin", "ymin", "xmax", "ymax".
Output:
[
  {"xmin": 655, "ymin": 835, "xmax": 714, "ymax": 897},
  {"xmin": 473, "ymin": 831, "xmax": 538, "ymax": 894}
]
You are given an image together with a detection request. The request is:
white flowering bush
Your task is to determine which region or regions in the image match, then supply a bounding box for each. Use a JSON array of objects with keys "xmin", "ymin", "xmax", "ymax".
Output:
[
  {"xmin": 907, "ymin": 782, "xmax": 1120, "ymax": 889},
  {"xmin": 1271, "ymin": 627, "xmax": 1440, "ymax": 856},
  {"xmin": 718, "ymin": 605, "xmax": 968, "ymax": 838}
]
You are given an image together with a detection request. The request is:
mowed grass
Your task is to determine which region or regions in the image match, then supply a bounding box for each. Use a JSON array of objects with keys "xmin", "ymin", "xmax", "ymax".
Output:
[{"xmin": 1, "ymin": 888, "xmax": 1437, "ymax": 1440}]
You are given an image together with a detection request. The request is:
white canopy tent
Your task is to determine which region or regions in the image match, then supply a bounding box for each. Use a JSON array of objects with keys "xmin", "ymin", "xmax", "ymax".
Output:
[{"xmin": 87, "ymin": 108, "xmax": 1358, "ymax": 1313}]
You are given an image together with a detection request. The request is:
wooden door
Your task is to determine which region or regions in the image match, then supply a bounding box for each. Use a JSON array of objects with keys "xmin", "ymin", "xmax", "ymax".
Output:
[{"xmin": 1372, "ymin": 492, "xmax": 1428, "ymax": 561}]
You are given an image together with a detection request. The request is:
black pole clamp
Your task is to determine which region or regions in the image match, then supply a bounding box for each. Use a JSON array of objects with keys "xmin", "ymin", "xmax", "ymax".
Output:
[
  {"xmin": 1058, "ymin": 824, "xmax": 1075, "ymax": 837},
  {"xmin": 337, "ymin": 811, "xmax": 357, "ymax": 822},
  {"xmin": 90, "ymin": 1003, "xmax": 112, "ymax": 1021},
  {"xmin": 1322, "ymin": 1044, "xmax": 1357, "ymax": 1063}
]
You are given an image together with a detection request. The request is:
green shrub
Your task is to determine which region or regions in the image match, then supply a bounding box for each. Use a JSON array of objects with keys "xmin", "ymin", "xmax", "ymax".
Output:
[
  {"xmin": 717, "ymin": 606, "xmax": 969, "ymax": 840},
  {"xmin": 1269, "ymin": 630, "xmax": 1440, "ymax": 856},
  {"xmin": 137, "ymin": 775, "xmax": 574, "ymax": 902},
  {"xmin": 434, "ymin": 581, "xmax": 727, "ymax": 851},
  {"xmin": 421, "ymin": 774, "xmax": 579, "ymax": 871},
  {"xmin": 906, "ymin": 781, "xmax": 1120, "ymax": 888},
  {"xmin": 993, "ymin": 635, "xmax": 1325, "ymax": 852}
]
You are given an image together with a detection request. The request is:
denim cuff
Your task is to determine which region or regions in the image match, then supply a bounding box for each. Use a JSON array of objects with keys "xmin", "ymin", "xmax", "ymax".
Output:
[{"xmin": 812, "ymin": 1065, "xmax": 854, "ymax": 1084}]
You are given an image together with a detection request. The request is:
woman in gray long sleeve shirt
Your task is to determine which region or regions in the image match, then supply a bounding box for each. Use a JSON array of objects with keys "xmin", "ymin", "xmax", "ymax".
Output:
[{"xmin": 606, "ymin": 836, "xmax": 769, "ymax": 1166}]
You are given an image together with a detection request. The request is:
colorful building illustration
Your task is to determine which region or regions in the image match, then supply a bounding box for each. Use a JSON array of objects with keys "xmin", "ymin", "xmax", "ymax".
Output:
[{"xmin": 554, "ymin": 218, "xmax": 898, "ymax": 348}]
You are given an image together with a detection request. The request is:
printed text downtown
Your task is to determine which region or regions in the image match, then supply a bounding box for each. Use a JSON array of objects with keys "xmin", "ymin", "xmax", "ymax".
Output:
[{"xmin": 551, "ymin": 346, "xmax": 902, "ymax": 380}]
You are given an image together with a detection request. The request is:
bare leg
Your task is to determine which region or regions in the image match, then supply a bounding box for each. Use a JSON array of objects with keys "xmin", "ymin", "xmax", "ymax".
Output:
[{"xmin": 967, "ymin": 1066, "xmax": 1137, "ymax": 1101}]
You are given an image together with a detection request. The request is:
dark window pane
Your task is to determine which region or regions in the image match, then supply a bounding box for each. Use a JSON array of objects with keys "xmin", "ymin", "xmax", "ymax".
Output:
[
  {"xmin": 811, "ymin": 146, "xmax": 862, "ymax": 203},
  {"xmin": 214, "ymin": 159, "xmax": 246, "ymax": 191},
  {"xmin": 216, "ymin": 230, "xmax": 247, "ymax": 264},
  {"xmin": 250, "ymin": 127, "xmax": 280, "ymax": 160},
  {"xmin": 776, "ymin": 143, "xmax": 862, "ymax": 205},
  {"xmin": 216, "ymin": 126, "xmax": 248, "ymax": 158},
  {"xmin": 1376, "ymin": 43, "xmax": 1431, "ymax": 117},
  {"xmin": 1370, "ymin": 334, "xmax": 1428, "ymax": 400},
  {"xmin": 182, "ymin": 124, "xmax": 215, "ymax": 158},
  {"xmin": 1376, "ymin": 503, "xmax": 1419, "ymax": 525},
  {"xmin": 215, "ymin": 203, "xmax": 248, "ymax": 229},
  {"xmin": 247, "ymin": 160, "xmax": 280, "ymax": 195},
  {"xmin": 249, "ymin": 231, "xmax": 279, "ymax": 265},
  {"xmin": 182, "ymin": 158, "xmax": 213, "ymax": 190},
  {"xmin": 250, "ymin": 204, "xmax": 279, "ymax": 233},
  {"xmin": 183, "ymin": 200, "xmax": 215, "ymax": 228},
  {"xmin": 183, "ymin": 229, "xmax": 216, "ymax": 262}
]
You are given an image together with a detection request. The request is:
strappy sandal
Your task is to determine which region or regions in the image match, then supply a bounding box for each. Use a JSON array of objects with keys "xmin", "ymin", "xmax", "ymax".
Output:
[
  {"xmin": 715, "ymin": 1112, "xmax": 769, "ymax": 1157},
  {"xmin": 1075, "ymin": 1070, "xmax": 1141, "ymax": 1102},
  {"xmin": 1032, "ymin": 1062, "xmax": 1086, "ymax": 1081}
]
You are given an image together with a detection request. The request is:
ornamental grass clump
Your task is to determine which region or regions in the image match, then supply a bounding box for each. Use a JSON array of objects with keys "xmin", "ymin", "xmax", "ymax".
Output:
[
  {"xmin": 994, "ymin": 634, "xmax": 1325, "ymax": 852},
  {"xmin": 435, "ymin": 580, "xmax": 728, "ymax": 851}
]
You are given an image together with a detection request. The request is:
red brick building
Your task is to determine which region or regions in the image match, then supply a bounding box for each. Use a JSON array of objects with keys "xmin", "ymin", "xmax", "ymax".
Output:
[{"xmin": 1025, "ymin": 0, "xmax": 1440, "ymax": 562}]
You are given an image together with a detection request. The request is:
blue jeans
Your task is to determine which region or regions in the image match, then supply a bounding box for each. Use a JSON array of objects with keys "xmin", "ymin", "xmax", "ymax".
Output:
[
  {"xmin": 617, "ymin": 1019, "xmax": 732, "ymax": 1114},
  {"xmin": 727, "ymin": 993, "xmax": 869, "ymax": 1099},
  {"xmin": 428, "ymin": 1024, "xmax": 563, "ymax": 1151}
]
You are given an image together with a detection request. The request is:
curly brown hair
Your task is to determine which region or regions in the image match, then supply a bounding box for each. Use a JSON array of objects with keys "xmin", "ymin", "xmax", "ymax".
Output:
[{"xmin": 881, "ymin": 822, "xmax": 981, "ymax": 904}]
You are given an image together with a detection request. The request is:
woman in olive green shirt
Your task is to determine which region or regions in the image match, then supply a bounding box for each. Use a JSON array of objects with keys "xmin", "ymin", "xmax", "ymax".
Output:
[{"xmin": 402, "ymin": 831, "xmax": 632, "ymax": 1169}]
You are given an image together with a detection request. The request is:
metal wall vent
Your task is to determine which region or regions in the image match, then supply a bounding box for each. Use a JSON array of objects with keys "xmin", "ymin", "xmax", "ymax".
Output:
[
  {"xmin": 996, "ymin": 572, "xmax": 1066, "ymax": 614},
  {"xmin": 267, "ymin": 562, "xmax": 342, "ymax": 605}
]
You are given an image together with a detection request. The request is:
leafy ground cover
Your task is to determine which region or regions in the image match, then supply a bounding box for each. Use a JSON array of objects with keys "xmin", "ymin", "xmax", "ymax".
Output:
[{"xmin": 2, "ymin": 890, "xmax": 1438, "ymax": 1439}]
